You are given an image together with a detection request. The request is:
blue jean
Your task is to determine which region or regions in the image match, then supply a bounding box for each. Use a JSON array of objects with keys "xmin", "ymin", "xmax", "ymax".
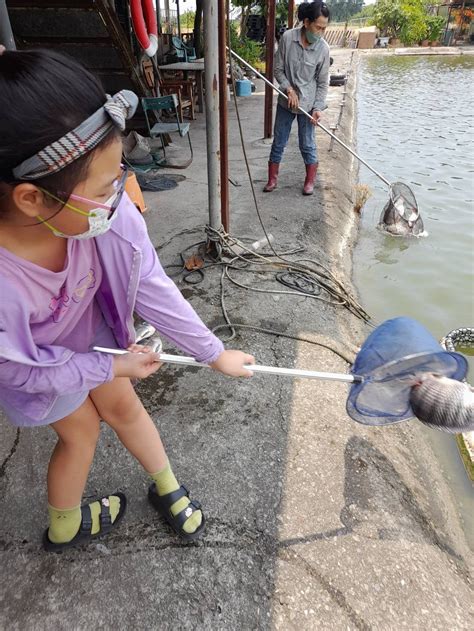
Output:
[{"xmin": 269, "ymin": 104, "xmax": 318, "ymax": 165}]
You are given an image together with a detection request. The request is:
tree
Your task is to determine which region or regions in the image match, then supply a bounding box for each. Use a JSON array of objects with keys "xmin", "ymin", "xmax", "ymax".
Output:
[
  {"xmin": 180, "ymin": 9, "xmax": 195, "ymax": 30},
  {"xmin": 327, "ymin": 0, "xmax": 364, "ymax": 23},
  {"xmin": 351, "ymin": 4, "xmax": 375, "ymax": 21},
  {"xmin": 232, "ymin": 0, "xmax": 262, "ymax": 33},
  {"xmin": 372, "ymin": 0, "xmax": 406, "ymax": 39},
  {"xmin": 399, "ymin": 0, "xmax": 428, "ymax": 45},
  {"xmin": 372, "ymin": 0, "xmax": 433, "ymax": 44}
]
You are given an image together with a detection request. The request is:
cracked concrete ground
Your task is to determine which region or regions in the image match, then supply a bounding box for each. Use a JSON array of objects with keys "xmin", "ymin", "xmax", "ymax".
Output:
[{"xmin": 0, "ymin": 50, "xmax": 472, "ymax": 630}]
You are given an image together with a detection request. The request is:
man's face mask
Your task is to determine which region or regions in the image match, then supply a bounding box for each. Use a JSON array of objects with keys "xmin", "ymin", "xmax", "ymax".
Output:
[{"xmin": 306, "ymin": 29, "xmax": 322, "ymax": 44}]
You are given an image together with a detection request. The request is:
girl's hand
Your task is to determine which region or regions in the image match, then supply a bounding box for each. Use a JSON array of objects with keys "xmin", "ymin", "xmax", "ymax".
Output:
[
  {"xmin": 209, "ymin": 350, "xmax": 255, "ymax": 378},
  {"xmin": 113, "ymin": 345, "xmax": 162, "ymax": 379}
]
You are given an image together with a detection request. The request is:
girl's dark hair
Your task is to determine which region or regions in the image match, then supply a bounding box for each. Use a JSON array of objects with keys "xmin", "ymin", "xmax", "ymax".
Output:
[
  {"xmin": 0, "ymin": 49, "xmax": 117, "ymax": 200},
  {"xmin": 297, "ymin": 1, "xmax": 331, "ymax": 23}
]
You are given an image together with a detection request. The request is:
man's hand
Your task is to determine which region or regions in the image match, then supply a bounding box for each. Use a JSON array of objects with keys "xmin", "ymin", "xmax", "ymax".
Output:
[
  {"xmin": 310, "ymin": 110, "xmax": 322, "ymax": 126},
  {"xmin": 287, "ymin": 87, "xmax": 299, "ymax": 110}
]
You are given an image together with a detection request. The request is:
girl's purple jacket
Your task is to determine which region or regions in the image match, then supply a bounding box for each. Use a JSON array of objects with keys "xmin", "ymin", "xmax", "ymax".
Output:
[{"xmin": 0, "ymin": 195, "xmax": 224, "ymax": 422}]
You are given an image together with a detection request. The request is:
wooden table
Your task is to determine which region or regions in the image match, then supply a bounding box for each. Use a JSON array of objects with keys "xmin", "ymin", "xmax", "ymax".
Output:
[{"xmin": 159, "ymin": 61, "xmax": 205, "ymax": 113}]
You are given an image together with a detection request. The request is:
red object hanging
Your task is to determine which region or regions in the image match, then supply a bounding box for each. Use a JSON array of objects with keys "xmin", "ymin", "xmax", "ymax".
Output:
[{"xmin": 130, "ymin": 0, "xmax": 158, "ymax": 57}]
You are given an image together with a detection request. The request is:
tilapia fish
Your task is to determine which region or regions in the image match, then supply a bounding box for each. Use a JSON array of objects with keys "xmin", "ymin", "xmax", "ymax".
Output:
[
  {"xmin": 410, "ymin": 374, "xmax": 474, "ymax": 433},
  {"xmin": 378, "ymin": 197, "xmax": 425, "ymax": 237}
]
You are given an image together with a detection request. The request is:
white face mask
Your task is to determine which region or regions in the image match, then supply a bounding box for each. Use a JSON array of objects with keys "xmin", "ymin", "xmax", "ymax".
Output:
[{"xmin": 38, "ymin": 191, "xmax": 119, "ymax": 240}]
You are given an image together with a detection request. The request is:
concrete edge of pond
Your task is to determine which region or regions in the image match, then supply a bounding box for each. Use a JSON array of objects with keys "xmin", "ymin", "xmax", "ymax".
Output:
[{"xmin": 358, "ymin": 45, "xmax": 474, "ymax": 56}]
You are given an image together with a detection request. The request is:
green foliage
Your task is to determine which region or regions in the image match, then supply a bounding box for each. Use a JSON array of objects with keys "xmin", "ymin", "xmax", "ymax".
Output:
[
  {"xmin": 180, "ymin": 10, "xmax": 195, "ymax": 29},
  {"xmin": 372, "ymin": 0, "xmax": 406, "ymax": 39},
  {"xmin": 425, "ymin": 14, "xmax": 445, "ymax": 42},
  {"xmin": 327, "ymin": 0, "xmax": 365, "ymax": 23},
  {"xmin": 352, "ymin": 4, "xmax": 375, "ymax": 21},
  {"xmin": 229, "ymin": 22, "xmax": 263, "ymax": 67},
  {"xmin": 372, "ymin": 0, "xmax": 440, "ymax": 44},
  {"xmin": 399, "ymin": 0, "xmax": 428, "ymax": 45}
]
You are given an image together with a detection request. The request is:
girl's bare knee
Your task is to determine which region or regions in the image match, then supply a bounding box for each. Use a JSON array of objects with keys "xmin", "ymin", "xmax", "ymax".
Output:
[
  {"xmin": 91, "ymin": 378, "xmax": 144, "ymax": 428},
  {"xmin": 102, "ymin": 394, "xmax": 143, "ymax": 428},
  {"xmin": 52, "ymin": 397, "xmax": 101, "ymax": 447}
]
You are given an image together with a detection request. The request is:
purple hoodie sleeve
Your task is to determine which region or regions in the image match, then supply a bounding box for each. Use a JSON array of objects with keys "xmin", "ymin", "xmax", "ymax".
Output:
[
  {"xmin": 0, "ymin": 291, "xmax": 114, "ymax": 395},
  {"xmin": 133, "ymin": 233, "xmax": 225, "ymax": 364},
  {"xmin": 0, "ymin": 351, "xmax": 114, "ymax": 395}
]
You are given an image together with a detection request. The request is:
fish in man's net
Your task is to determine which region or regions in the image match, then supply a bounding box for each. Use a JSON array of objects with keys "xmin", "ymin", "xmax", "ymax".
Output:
[{"xmin": 378, "ymin": 183, "xmax": 426, "ymax": 237}]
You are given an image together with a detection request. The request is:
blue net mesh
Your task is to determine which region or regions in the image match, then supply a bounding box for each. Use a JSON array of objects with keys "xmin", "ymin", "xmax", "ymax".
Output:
[{"xmin": 347, "ymin": 317, "xmax": 468, "ymax": 426}]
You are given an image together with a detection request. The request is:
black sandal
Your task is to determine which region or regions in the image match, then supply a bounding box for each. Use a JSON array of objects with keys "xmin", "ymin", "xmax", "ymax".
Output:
[
  {"xmin": 43, "ymin": 492, "xmax": 127, "ymax": 552},
  {"xmin": 148, "ymin": 483, "xmax": 205, "ymax": 542}
]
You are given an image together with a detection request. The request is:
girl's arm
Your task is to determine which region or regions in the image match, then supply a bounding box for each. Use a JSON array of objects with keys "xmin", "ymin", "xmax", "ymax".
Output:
[
  {"xmin": 0, "ymin": 293, "xmax": 114, "ymax": 394},
  {"xmin": 133, "ymin": 237, "xmax": 224, "ymax": 364},
  {"xmin": 0, "ymin": 350, "xmax": 114, "ymax": 395}
]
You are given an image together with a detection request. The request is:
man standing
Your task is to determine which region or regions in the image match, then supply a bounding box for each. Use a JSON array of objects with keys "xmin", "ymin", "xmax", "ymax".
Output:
[{"xmin": 264, "ymin": 1, "xmax": 330, "ymax": 196}]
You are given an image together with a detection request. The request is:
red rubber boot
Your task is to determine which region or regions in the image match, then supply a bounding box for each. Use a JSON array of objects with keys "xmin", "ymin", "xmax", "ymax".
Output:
[
  {"xmin": 263, "ymin": 162, "xmax": 280, "ymax": 192},
  {"xmin": 303, "ymin": 163, "xmax": 318, "ymax": 195}
]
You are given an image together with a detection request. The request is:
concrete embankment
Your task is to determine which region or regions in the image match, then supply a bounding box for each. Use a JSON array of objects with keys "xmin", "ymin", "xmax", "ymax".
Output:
[{"xmin": 0, "ymin": 49, "xmax": 472, "ymax": 630}]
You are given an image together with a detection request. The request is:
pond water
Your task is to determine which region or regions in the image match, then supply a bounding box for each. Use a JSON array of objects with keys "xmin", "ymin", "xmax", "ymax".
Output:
[{"xmin": 353, "ymin": 54, "xmax": 474, "ymax": 547}]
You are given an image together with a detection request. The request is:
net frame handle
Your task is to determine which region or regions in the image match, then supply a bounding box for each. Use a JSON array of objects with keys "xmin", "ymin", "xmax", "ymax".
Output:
[{"xmin": 93, "ymin": 346, "xmax": 362, "ymax": 384}]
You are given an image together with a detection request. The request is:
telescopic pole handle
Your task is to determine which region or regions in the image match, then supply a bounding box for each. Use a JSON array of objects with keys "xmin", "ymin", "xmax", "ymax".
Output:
[
  {"xmin": 227, "ymin": 47, "xmax": 391, "ymax": 188},
  {"xmin": 92, "ymin": 347, "xmax": 360, "ymax": 384}
]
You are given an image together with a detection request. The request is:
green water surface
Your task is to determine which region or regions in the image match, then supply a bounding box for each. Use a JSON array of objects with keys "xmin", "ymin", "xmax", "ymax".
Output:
[{"xmin": 354, "ymin": 55, "xmax": 474, "ymax": 547}]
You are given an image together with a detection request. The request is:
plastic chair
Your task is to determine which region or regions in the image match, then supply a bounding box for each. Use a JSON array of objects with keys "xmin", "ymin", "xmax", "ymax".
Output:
[
  {"xmin": 141, "ymin": 95, "xmax": 193, "ymax": 168},
  {"xmin": 171, "ymin": 36, "xmax": 196, "ymax": 62}
]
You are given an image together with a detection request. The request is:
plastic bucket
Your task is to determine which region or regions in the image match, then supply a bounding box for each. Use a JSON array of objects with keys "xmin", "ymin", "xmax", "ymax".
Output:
[
  {"xmin": 125, "ymin": 171, "xmax": 147, "ymax": 214},
  {"xmin": 235, "ymin": 79, "xmax": 252, "ymax": 97}
]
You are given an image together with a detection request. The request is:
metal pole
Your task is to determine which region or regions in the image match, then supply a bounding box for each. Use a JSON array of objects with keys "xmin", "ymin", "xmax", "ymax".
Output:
[
  {"xmin": 93, "ymin": 346, "xmax": 361, "ymax": 384},
  {"xmin": 0, "ymin": 0, "xmax": 16, "ymax": 50},
  {"xmin": 203, "ymin": 0, "xmax": 221, "ymax": 232},
  {"xmin": 218, "ymin": 0, "xmax": 230, "ymax": 232},
  {"xmin": 264, "ymin": 0, "xmax": 276, "ymax": 139},
  {"xmin": 288, "ymin": 0, "xmax": 295, "ymax": 29},
  {"xmin": 229, "ymin": 47, "xmax": 392, "ymax": 188},
  {"xmin": 176, "ymin": 0, "xmax": 181, "ymax": 39}
]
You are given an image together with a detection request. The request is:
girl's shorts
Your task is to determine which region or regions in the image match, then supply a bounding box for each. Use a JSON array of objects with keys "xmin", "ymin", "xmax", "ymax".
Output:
[{"xmin": 1, "ymin": 318, "xmax": 119, "ymax": 427}]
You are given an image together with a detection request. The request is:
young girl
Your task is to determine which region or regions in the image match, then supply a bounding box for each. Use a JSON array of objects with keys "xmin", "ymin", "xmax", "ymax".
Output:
[{"xmin": 0, "ymin": 48, "xmax": 254, "ymax": 551}]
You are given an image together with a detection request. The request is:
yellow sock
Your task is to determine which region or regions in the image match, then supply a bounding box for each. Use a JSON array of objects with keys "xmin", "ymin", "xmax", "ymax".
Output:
[
  {"xmin": 150, "ymin": 461, "xmax": 202, "ymax": 534},
  {"xmin": 47, "ymin": 505, "xmax": 81, "ymax": 544},
  {"xmin": 48, "ymin": 496, "xmax": 121, "ymax": 544}
]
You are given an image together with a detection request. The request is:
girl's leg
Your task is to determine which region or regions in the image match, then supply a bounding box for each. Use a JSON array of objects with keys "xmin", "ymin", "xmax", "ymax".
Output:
[
  {"xmin": 269, "ymin": 104, "xmax": 296, "ymax": 164},
  {"xmin": 90, "ymin": 377, "xmax": 166, "ymax": 472},
  {"xmin": 47, "ymin": 397, "xmax": 123, "ymax": 544},
  {"xmin": 89, "ymin": 377, "xmax": 202, "ymax": 534},
  {"xmin": 48, "ymin": 397, "xmax": 101, "ymax": 508}
]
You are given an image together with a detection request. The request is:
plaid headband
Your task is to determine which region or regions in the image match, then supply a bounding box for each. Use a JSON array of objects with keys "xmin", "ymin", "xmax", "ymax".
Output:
[{"xmin": 12, "ymin": 90, "xmax": 138, "ymax": 180}]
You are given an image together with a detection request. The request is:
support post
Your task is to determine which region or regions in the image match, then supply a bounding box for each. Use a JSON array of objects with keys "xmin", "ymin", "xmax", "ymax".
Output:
[
  {"xmin": 264, "ymin": 0, "xmax": 276, "ymax": 139},
  {"xmin": 164, "ymin": 0, "xmax": 170, "ymax": 33},
  {"xmin": 288, "ymin": 0, "xmax": 295, "ymax": 29},
  {"xmin": 218, "ymin": 0, "xmax": 230, "ymax": 232},
  {"xmin": 176, "ymin": 0, "xmax": 181, "ymax": 39},
  {"xmin": 203, "ymin": 0, "xmax": 221, "ymax": 233},
  {"xmin": 0, "ymin": 0, "xmax": 16, "ymax": 50}
]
